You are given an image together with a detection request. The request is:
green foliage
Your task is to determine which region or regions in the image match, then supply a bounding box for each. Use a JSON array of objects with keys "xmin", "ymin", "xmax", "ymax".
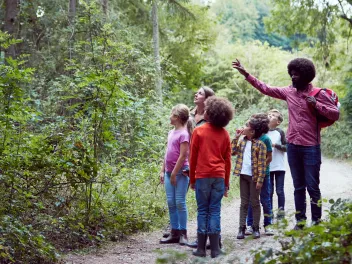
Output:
[
  {"xmin": 201, "ymin": 40, "xmax": 294, "ymax": 110},
  {"xmin": 0, "ymin": 0, "xmax": 352, "ymax": 262},
  {"xmin": 155, "ymin": 249, "xmax": 188, "ymax": 264},
  {"xmin": 210, "ymin": 0, "xmax": 293, "ymax": 49},
  {"xmin": 321, "ymin": 118, "xmax": 352, "ymax": 160},
  {"xmin": 253, "ymin": 199, "xmax": 352, "ymax": 264},
  {"xmin": 0, "ymin": 215, "xmax": 58, "ymax": 263}
]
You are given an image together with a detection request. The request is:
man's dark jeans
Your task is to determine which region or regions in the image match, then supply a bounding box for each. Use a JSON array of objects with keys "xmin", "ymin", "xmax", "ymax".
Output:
[
  {"xmin": 287, "ymin": 143, "xmax": 322, "ymax": 223},
  {"xmin": 270, "ymin": 171, "xmax": 285, "ymax": 213}
]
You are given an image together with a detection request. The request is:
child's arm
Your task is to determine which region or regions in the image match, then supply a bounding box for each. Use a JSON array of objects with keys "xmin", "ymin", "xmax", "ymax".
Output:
[
  {"xmin": 266, "ymin": 138, "xmax": 273, "ymax": 165},
  {"xmin": 266, "ymin": 152, "xmax": 272, "ymax": 166},
  {"xmin": 189, "ymin": 131, "xmax": 199, "ymax": 190},
  {"xmin": 160, "ymin": 160, "xmax": 165, "ymax": 184},
  {"xmin": 273, "ymin": 128, "xmax": 287, "ymax": 152},
  {"xmin": 231, "ymin": 128, "xmax": 243, "ymax": 156},
  {"xmin": 170, "ymin": 141, "xmax": 189, "ymax": 186},
  {"xmin": 224, "ymin": 133, "xmax": 232, "ymax": 197},
  {"xmin": 256, "ymin": 142, "xmax": 267, "ymax": 189}
]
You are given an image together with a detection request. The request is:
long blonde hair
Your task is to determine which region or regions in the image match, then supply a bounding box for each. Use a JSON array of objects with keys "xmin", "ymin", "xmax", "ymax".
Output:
[{"xmin": 172, "ymin": 104, "xmax": 193, "ymax": 137}]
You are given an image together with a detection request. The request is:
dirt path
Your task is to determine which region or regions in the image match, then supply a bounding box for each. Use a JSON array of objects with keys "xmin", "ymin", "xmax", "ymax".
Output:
[{"xmin": 65, "ymin": 157, "xmax": 352, "ymax": 264}]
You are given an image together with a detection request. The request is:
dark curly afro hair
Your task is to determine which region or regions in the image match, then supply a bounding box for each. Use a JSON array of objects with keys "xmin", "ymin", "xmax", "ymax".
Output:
[
  {"xmin": 205, "ymin": 96, "xmax": 234, "ymax": 128},
  {"xmin": 287, "ymin": 58, "xmax": 316, "ymax": 84},
  {"xmin": 249, "ymin": 113, "xmax": 269, "ymax": 139}
]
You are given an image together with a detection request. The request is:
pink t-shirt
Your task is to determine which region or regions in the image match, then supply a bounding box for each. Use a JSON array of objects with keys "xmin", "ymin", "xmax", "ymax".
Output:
[{"xmin": 165, "ymin": 129, "xmax": 190, "ymax": 172}]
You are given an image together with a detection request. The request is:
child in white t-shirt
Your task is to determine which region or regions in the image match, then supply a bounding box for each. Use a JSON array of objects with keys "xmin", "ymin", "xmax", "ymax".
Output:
[{"xmin": 267, "ymin": 109, "xmax": 287, "ymax": 219}]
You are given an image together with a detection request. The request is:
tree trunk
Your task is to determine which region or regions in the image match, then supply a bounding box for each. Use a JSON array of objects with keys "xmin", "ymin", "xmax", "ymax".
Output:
[
  {"xmin": 68, "ymin": 0, "xmax": 77, "ymax": 60},
  {"xmin": 152, "ymin": 0, "xmax": 163, "ymax": 103},
  {"xmin": 4, "ymin": 0, "xmax": 19, "ymax": 58},
  {"xmin": 101, "ymin": 0, "xmax": 108, "ymax": 15}
]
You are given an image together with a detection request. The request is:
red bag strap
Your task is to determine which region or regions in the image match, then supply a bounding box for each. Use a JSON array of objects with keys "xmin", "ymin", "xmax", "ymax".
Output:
[{"xmin": 309, "ymin": 88, "xmax": 324, "ymax": 97}]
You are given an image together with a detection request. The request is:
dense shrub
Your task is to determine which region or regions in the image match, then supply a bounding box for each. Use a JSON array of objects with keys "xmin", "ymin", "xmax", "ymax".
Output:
[{"xmin": 253, "ymin": 199, "xmax": 352, "ymax": 264}]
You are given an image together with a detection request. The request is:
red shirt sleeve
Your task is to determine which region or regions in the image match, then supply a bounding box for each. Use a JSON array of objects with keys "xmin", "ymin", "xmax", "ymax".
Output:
[
  {"xmin": 223, "ymin": 131, "xmax": 231, "ymax": 188},
  {"xmin": 246, "ymin": 74, "xmax": 288, "ymax": 101}
]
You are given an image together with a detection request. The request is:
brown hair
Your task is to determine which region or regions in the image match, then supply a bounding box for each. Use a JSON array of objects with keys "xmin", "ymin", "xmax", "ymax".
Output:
[
  {"xmin": 172, "ymin": 104, "xmax": 193, "ymax": 136},
  {"xmin": 204, "ymin": 96, "xmax": 234, "ymax": 127},
  {"xmin": 201, "ymin": 86, "xmax": 215, "ymax": 99},
  {"xmin": 268, "ymin": 109, "xmax": 283, "ymax": 122},
  {"xmin": 249, "ymin": 113, "xmax": 270, "ymax": 139}
]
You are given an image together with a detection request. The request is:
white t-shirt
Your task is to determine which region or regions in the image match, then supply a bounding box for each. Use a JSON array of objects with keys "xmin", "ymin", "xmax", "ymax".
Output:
[
  {"xmin": 267, "ymin": 129, "xmax": 286, "ymax": 171},
  {"xmin": 240, "ymin": 140, "xmax": 252, "ymax": 176}
]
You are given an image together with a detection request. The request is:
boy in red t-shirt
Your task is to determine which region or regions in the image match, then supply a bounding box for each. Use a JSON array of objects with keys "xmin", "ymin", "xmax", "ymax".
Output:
[{"xmin": 189, "ymin": 96, "xmax": 233, "ymax": 258}]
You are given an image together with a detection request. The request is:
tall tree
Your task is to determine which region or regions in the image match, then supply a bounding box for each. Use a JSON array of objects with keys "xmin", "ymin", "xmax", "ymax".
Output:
[
  {"xmin": 101, "ymin": 0, "xmax": 108, "ymax": 15},
  {"xmin": 68, "ymin": 0, "xmax": 77, "ymax": 59},
  {"xmin": 4, "ymin": 0, "xmax": 19, "ymax": 58},
  {"xmin": 152, "ymin": 0, "xmax": 162, "ymax": 102},
  {"xmin": 265, "ymin": 0, "xmax": 352, "ymax": 63},
  {"xmin": 149, "ymin": 0, "xmax": 194, "ymax": 102}
]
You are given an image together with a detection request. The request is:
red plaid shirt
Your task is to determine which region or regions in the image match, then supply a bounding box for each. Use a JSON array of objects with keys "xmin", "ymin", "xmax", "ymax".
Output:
[{"xmin": 246, "ymin": 75, "xmax": 340, "ymax": 146}]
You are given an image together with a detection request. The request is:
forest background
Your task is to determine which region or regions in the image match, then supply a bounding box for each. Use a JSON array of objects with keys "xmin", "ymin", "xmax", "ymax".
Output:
[{"xmin": 0, "ymin": 0, "xmax": 351, "ymax": 262}]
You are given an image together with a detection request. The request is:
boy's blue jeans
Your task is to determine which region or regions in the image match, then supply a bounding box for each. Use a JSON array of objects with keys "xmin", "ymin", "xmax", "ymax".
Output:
[
  {"xmin": 196, "ymin": 178, "xmax": 224, "ymax": 234},
  {"xmin": 270, "ymin": 171, "xmax": 285, "ymax": 212},
  {"xmin": 164, "ymin": 166, "xmax": 189, "ymax": 230},
  {"xmin": 287, "ymin": 143, "xmax": 322, "ymax": 223},
  {"xmin": 247, "ymin": 174, "xmax": 272, "ymax": 227}
]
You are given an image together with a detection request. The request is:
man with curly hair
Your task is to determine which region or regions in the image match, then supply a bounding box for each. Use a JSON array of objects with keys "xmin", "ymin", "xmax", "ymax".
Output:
[
  {"xmin": 189, "ymin": 96, "xmax": 233, "ymax": 258},
  {"xmin": 232, "ymin": 58, "xmax": 339, "ymax": 229}
]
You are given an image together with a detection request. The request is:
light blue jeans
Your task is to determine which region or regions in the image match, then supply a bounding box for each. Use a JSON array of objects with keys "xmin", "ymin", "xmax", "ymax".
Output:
[{"xmin": 164, "ymin": 166, "xmax": 189, "ymax": 230}]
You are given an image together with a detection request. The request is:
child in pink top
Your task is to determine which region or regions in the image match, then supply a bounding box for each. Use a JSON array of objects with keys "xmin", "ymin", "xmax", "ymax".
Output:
[{"xmin": 159, "ymin": 104, "xmax": 192, "ymax": 245}]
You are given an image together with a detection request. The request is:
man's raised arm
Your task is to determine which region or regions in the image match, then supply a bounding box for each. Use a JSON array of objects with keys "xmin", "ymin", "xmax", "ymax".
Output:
[{"xmin": 232, "ymin": 59, "xmax": 288, "ymax": 101}]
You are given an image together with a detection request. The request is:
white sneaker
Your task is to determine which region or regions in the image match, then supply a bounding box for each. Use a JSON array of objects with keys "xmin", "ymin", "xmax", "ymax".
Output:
[
  {"xmin": 245, "ymin": 226, "xmax": 253, "ymax": 235},
  {"xmin": 264, "ymin": 226, "xmax": 274, "ymax": 236}
]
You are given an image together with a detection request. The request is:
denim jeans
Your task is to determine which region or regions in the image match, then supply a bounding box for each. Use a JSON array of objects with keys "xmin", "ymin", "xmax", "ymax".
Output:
[
  {"xmin": 196, "ymin": 178, "xmax": 224, "ymax": 234},
  {"xmin": 287, "ymin": 143, "xmax": 322, "ymax": 223},
  {"xmin": 270, "ymin": 171, "xmax": 285, "ymax": 212},
  {"xmin": 164, "ymin": 166, "xmax": 189, "ymax": 230},
  {"xmin": 247, "ymin": 174, "xmax": 272, "ymax": 227}
]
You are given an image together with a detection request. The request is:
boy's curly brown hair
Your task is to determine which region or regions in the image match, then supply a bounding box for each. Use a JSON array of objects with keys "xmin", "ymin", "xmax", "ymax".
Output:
[
  {"xmin": 249, "ymin": 113, "xmax": 269, "ymax": 139},
  {"xmin": 204, "ymin": 96, "xmax": 234, "ymax": 127}
]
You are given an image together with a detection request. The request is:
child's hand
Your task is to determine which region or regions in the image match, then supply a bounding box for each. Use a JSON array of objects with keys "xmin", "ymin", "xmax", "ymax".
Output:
[
  {"xmin": 256, "ymin": 182, "xmax": 263, "ymax": 190},
  {"xmin": 224, "ymin": 187, "xmax": 229, "ymax": 197},
  {"xmin": 190, "ymin": 184, "xmax": 196, "ymax": 191},
  {"xmin": 235, "ymin": 128, "xmax": 244, "ymax": 138},
  {"xmin": 160, "ymin": 172, "xmax": 164, "ymax": 184},
  {"xmin": 272, "ymin": 143, "xmax": 276, "ymax": 148},
  {"xmin": 171, "ymin": 173, "xmax": 177, "ymax": 186}
]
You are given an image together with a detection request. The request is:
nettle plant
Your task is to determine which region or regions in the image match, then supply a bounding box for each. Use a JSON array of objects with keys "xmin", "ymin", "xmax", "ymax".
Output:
[{"xmin": 253, "ymin": 199, "xmax": 352, "ymax": 264}]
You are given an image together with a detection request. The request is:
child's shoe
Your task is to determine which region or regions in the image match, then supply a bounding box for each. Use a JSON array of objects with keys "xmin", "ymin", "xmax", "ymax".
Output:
[
  {"xmin": 160, "ymin": 229, "xmax": 180, "ymax": 244},
  {"xmin": 192, "ymin": 233, "xmax": 207, "ymax": 257},
  {"xmin": 209, "ymin": 233, "xmax": 224, "ymax": 258},
  {"xmin": 264, "ymin": 226, "xmax": 274, "ymax": 236},
  {"xmin": 236, "ymin": 226, "xmax": 246, "ymax": 239},
  {"xmin": 179, "ymin": 230, "xmax": 188, "ymax": 245},
  {"xmin": 245, "ymin": 226, "xmax": 253, "ymax": 235},
  {"xmin": 252, "ymin": 226, "xmax": 260, "ymax": 239}
]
